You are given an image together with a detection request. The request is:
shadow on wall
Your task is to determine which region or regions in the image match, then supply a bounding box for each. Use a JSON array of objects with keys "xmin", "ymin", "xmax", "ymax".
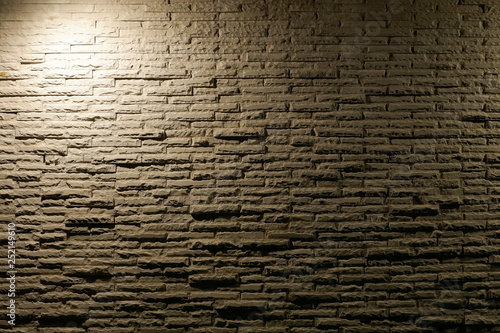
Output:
[{"xmin": 0, "ymin": 0, "xmax": 498, "ymax": 332}]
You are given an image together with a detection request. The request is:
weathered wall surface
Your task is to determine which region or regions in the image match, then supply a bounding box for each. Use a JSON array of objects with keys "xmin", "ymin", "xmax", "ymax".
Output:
[{"xmin": 0, "ymin": 0, "xmax": 499, "ymax": 332}]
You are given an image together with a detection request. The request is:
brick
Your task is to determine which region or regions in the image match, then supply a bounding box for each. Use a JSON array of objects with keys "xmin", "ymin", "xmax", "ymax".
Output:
[
  {"xmin": 215, "ymin": 145, "xmax": 265, "ymax": 155},
  {"xmin": 189, "ymin": 274, "xmax": 240, "ymax": 287},
  {"xmin": 65, "ymin": 214, "xmax": 114, "ymax": 226},
  {"xmin": 213, "ymin": 128, "xmax": 264, "ymax": 139}
]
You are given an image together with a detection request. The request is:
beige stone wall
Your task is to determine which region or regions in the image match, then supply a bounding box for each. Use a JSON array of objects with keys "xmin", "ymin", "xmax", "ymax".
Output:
[{"xmin": 0, "ymin": 0, "xmax": 499, "ymax": 332}]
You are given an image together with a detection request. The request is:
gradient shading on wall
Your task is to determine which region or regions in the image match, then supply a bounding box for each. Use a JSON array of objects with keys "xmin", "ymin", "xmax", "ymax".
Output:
[{"xmin": 0, "ymin": 0, "xmax": 499, "ymax": 332}]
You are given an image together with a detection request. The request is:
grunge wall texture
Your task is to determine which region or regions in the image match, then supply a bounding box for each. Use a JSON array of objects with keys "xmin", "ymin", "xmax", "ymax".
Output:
[{"xmin": 1, "ymin": 0, "xmax": 500, "ymax": 332}]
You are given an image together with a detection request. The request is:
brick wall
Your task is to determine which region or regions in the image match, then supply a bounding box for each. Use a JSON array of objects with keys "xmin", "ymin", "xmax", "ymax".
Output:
[{"xmin": 0, "ymin": 0, "xmax": 499, "ymax": 332}]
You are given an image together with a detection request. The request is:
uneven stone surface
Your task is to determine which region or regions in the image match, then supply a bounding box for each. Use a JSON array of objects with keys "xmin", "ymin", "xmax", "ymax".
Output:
[{"xmin": 0, "ymin": 0, "xmax": 500, "ymax": 331}]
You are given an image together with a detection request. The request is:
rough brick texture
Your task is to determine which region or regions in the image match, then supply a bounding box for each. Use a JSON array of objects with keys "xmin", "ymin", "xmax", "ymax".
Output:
[{"xmin": 1, "ymin": 0, "xmax": 500, "ymax": 332}]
